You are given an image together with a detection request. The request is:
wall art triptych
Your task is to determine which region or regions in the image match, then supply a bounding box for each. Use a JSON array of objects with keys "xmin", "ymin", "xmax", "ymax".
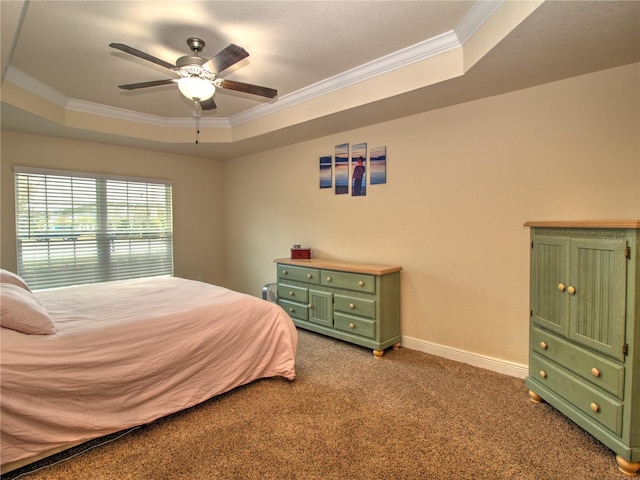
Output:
[{"xmin": 319, "ymin": 143, "xmax": 387, "ymax": 196}]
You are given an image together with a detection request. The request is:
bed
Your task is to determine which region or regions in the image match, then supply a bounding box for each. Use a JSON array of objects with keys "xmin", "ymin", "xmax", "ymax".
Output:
[{"xmin": 0, "ymin": 271, "xmax": 297, "ymax": 472}]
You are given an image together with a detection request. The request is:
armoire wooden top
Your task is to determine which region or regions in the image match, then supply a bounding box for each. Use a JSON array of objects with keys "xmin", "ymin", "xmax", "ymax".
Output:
[
  {"xmin": 274, "ymin": 258, "xmax": 402, "ymax": 275},
  {"xmin": 524, "ymin": 220, "xmax": 640, "ymax": 228}
]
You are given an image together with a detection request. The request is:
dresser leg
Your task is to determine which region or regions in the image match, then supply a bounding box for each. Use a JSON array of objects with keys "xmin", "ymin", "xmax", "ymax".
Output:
[
  {"xmin": 617, "ymin": 455, "xmax": 640, "ymax": 476},
  {"xmin": 373, "ymin": 343, "xmax": 400, "ymax": 358},
  {"xmin": 528, "ymin": 390, "xmax": 543, "ymax": 403}
]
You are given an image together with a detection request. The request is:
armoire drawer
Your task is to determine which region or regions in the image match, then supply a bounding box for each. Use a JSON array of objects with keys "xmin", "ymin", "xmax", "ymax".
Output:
[
  {"xmin": 278, "ymin": 265, "xmax": 320, "ymax": 284},
  {"xmin": 334, "ymin": 313, "xmax": 376, "ymax": 339},
  {"xmin": 532, "ymin": 326, "xmax": 624, "ymax": 399},
  {"xmin": 277, "ymin": 283, "xmax": 309, "ymax": 303},
  {"xmin": 530, "ymin": 354, "xmax": 623, "ymax": 435},
  {"xmin": 321, "ymin": 270, "xmax": 375, "ymax": 294},
  {"xmin": 278, "ymin": 299, "xmax": 309, "ymax": 321},
  {"xmin": 334, "ymin": 295, "xmax": 376, "ymax": 319}
]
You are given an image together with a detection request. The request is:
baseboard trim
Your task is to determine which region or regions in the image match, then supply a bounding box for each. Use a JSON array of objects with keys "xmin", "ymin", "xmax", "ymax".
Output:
[{"xmin": 401, "ymin": 335, "xmax": 528, "ymax": 379}]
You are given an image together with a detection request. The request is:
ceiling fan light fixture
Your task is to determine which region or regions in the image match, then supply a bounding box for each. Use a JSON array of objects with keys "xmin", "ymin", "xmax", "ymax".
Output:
[{"xmin": 178, "ymin": 77, "xmax": 215, "ymax": 101}]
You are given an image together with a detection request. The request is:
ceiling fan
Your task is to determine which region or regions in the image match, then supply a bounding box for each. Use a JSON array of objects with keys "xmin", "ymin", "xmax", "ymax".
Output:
[{"xmin": 109, "ymin": 37, "xmax": 277, "ymax": 111}]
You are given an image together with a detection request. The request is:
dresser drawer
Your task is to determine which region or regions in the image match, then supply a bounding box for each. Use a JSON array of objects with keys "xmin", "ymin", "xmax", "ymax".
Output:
[
  {"xmin": 334, "ymin": 295, "xmax": 376, "ymax": 319},
  {"xmin": 278, "ymin": 299, "xmax": 309, "ymax": 321},
  {"xmin": 334, "ymin": 313, "xmax": 376, "ymax": 339},
  {"xmin": 530, "ymin": 354, "xmax": 623, "ymax": 435},
  {"xmin": 278, "ymin": 264, "xmax": 320, "ymax": 284},
  {"xmin": 278, "ymin": 283, "xmax": 308, "ymax": 303},
  {"xmin": 532, "ymin": 327, "xmax": 624, "ymax": 399},
  {"xmin": 321, "ymin": 270, "xmax": 375, "ymax": 294}
]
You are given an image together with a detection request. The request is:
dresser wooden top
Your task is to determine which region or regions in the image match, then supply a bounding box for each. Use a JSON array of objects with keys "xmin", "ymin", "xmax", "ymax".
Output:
[
  {"xmin": 275, "ymin": 258, "xmax": 402, "ymax": 275},
  {"xmin": 525, "ymin": 220, "xmax": 640, "ymax": 228}
]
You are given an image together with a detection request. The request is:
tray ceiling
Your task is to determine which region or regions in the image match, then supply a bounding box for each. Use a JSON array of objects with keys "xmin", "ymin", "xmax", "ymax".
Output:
[{"xmin": 2, "ymin": 1, "xmax": 639, "ymax": 160}]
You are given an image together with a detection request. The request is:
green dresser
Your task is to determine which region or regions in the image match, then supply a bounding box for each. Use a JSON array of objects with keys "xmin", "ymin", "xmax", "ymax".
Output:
[
  {"xmin": 525, "ymin": 221, "xmax": 640, "ymax": 475},
  {"xmin": 275, "ymin": 258, "xmax": 401, "ymax": 357}
]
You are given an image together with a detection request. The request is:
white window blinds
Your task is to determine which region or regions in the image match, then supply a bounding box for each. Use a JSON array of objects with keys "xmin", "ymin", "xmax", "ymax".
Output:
[{"xmin": 14, "ymin": 167, "xmax": 174, "ymax": 290}]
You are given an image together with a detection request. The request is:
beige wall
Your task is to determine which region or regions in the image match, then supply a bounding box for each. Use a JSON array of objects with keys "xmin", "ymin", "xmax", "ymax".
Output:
[
  {"xmin": 0, "ymin": 133, "xmax": 226, "ymax": 286},
  {"xmin": 224, "ymin": 63, "xmax": 640, "ymax": 367},
  {"xmin": 1, "ymin": 63, "xmax": 638, "ymax": 370}
]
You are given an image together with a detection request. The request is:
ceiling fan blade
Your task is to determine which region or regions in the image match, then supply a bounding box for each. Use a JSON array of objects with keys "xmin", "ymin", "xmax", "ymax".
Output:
[
  {"xmin": 209, "ymin": 43, "xmax": 249, "ymax": 73},
  {"xmin": 110, "ymin": 43, "xmax": 176, "ymax": 70},
  {"xmin": 218, "ymin": 79, "xmax": 278, "ymax": 98},
  {"xmin": 198, "ymin": 98, "xmax": 217, "ymax": 110},
  {"xmin": 117, "ymin": 79, "xmax": 177, "ymax": 90}
]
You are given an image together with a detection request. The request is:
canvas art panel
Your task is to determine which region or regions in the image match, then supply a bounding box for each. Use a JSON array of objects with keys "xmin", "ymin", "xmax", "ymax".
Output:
[
  {"xmin": 370, "ymin": 146, "xmax": 387, "ymax": 185},
  {"xmin": 319, "ymin": 155, "xmax": 332, "ymax": 188},
  {"xmin": 334, "ymin": 143, "xmax": 349, "ymax": 195},
  {"xmin": 351, "ymin": 143, "xmax": 367, "ymax": 196}
]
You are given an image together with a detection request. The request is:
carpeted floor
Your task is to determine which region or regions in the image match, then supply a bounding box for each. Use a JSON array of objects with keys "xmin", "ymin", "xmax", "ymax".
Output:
[{"xmin": 2, "ymin": 329, "xmax": 626, "ymax": 479}]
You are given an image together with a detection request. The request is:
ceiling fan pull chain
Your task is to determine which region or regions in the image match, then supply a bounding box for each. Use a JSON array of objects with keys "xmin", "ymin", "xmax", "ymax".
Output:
[{"xmin": 192, "ymin": 108, "xmax": 201, "ymax": 144}]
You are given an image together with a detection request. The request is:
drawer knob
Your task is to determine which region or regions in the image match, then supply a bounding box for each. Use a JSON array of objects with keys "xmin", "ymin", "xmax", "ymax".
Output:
[
  {"xmin": 591, "ymin": 368, "xmax": 601, "ymax": 377},
  {"xmin": 567, "ymin": 285, "xmax": 576, "ymax": 295},
  {"xmin": 289, "ymin": 291, "xmax": 294, "ymax": 296},
  {"xmin": 289, "ymin": 307, "xmax": 294, "ymax": 313},
  {"xmin": 349, "ymin": 323, "xmax": 355, "ymax": 329},
  {"xmin": 590, "ymin": 402, "xmax": 599, "ymax": 412},
  {"xmin": 558, "ymin": 283, "xmax": 566, "ymax": 292},
  {"xmin": 326, "ymin": 276, "xmax": 332, "ymax": 282},
  {"xmin": 349, "ymin": 303, "xmax": 355, "ymax": 309},
  {"xmin": 358, "ymin": 281, "xmax": 364, "ymax": 287},
  {"xmin": 308, "ymin": 304, "xmax": 312, "ymax": 309},
  {"xmin": 307, "ymin": 274, "xmax": 312, "ymax": 279},
  {"xmin": 540, "ymin": 341, "xmax": 548, "ymax": 350},
  {"xmin": 282, "ymin": 270, "xmax": 288, "ymax": 275},
  {"xmin": 539, "ymin": 370, "xmax": 547, "ymax": 379}
]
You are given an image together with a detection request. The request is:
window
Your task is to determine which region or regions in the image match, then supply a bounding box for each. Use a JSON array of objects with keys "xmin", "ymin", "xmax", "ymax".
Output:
[{"xmin": 14, "ymin": 167, "xmax": 173, "ymax": 290}]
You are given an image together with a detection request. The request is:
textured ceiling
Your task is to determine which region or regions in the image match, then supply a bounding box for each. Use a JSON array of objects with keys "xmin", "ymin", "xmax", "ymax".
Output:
[
  {"xmin": 3, "ymin": 0, "xmax": 474, "ymax": 118},
  {"xmin": 1, "ymin": 1, "xmax": 639, "ymax": 160}
]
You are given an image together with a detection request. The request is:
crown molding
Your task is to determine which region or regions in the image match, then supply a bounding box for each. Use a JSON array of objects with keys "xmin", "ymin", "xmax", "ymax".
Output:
[
  {"xmin": 4, "ymin": 1, "xmax": 505, "ymax": 129},
  {"xmin": 455, "ymin": 0, "xmax": 505, "ymax": 45},
  {"xmin": 4, "ymin": 66, "xmax": 69, "ymax": 108},
  {"xmin": 229, "ymin": 0, "xmax": 507, "ymax": 127},
  {"xmin": 66, "ymin": 97, "xmax": 231, "ymax": 128},
  {"xmin": 229, "ymin": 28, "xmax": 463, "ymax": 126}
]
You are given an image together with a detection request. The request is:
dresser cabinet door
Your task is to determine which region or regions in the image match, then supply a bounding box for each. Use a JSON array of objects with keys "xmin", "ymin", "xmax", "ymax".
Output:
[
  {"xmin": 569, "ymin": 238, "xmax": 627, "ymax": 361},
  {"xmin": 309, "ymin": 289, "xmax": 333, "ymax": 327},
  {"xmin": 531, "ymin": 236, "xmax": 570, "ymax": 336}
]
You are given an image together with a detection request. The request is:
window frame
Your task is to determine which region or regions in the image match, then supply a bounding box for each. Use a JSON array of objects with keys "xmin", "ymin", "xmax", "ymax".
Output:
[{"xmin": 14, "ymin": 166, "xmax": 174, "ymax": 290}]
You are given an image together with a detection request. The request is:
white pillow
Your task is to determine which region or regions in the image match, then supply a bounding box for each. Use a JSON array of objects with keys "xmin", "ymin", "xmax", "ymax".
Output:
[
  {"xmin": 0, "ymin": 283, "xmax": 56, "ymax": 335},
  {"xmin": 0, "ymin": 269, "xmax": 31, "ymax": 292}
]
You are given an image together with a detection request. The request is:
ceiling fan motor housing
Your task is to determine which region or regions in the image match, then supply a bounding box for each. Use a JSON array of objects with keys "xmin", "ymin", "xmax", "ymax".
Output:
[
  {"xmin": 175, "ymin": 38, "xmax": 214, "ymax": 79},
  {"xmin": 176, "ymin": 56, "xmax": 208, "ymax": 68}
]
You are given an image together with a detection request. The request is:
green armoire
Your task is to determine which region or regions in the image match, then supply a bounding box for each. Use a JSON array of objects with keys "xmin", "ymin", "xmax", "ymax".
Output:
[{"xmin": 525, "ymin": 221, "xmax": 640, "ymax": 476}]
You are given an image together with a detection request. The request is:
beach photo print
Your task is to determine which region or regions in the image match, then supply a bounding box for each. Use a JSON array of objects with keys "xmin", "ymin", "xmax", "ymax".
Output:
[
  {"xmin": 370, "ymin": 146, "xmax": 387, "ymax": 185},
  {"xmin": 351, "ymin": 143, "xmax": 367, "ymax": 196},
  {"xmin": 319, "ymin": 155, "xmax": 332, "ymax": 189},
  {"xmin": 334, "ymin": 143, "xmax": 349, "ymax": 195}
]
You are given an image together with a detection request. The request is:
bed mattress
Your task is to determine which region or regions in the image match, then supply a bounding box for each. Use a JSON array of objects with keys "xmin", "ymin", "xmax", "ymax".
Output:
[{"xmin": 1, "ymin": 276, "xmax": 297, "ymax": 466}]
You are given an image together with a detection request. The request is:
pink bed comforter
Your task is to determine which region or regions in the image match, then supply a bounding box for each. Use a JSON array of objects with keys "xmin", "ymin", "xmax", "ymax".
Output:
[{"xmin": 1, "ymin": 276, "xmax": 297, "ymax": 466}]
